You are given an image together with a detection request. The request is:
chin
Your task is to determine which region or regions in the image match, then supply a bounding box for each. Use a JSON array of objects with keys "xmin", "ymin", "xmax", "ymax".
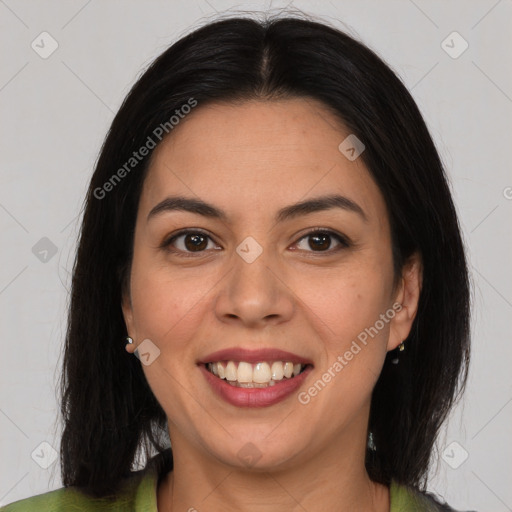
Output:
[{"xmin": 205, "ymin": 432, "xmax": 310, "ymax": 472}]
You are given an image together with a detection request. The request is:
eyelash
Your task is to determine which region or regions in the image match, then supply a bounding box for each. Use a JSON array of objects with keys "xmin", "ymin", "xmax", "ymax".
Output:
[{"xmin": 160, "ymin": 228, "xmax": 351, "ymax": 257}]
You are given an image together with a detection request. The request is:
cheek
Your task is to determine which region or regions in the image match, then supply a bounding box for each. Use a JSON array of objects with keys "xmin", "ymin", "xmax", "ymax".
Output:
[
  {"xmin": 300, "ymin": 263, "xmax": 392, "ymax": 346},
  {"xmin": 295, "ymin": 271, "xmax": 392, "ymax": 422},
  {"xmin": 298, "ymin": 261, "xmax": 393, "ymax": 402},
  {"xmin": 128, "ymin": 258, "xmax": 216, "ymax": 421},
  {"xmin": 129, "ymin": 247, "xmax": 217, "ymax": 345}
]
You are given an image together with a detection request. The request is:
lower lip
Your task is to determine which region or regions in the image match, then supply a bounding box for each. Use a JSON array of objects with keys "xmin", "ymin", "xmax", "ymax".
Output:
[{"xmin": 200, "ymin": 364, "xmax": 313, "ymax": 408}]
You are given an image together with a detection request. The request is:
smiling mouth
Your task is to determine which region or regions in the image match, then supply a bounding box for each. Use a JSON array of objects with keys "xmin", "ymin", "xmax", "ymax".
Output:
[{"xmin": 205, "ymin": 361, "xmax": 311, "ymax": 388}]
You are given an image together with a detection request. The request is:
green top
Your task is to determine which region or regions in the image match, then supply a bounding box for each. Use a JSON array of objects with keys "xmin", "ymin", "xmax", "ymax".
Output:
[{"xmin": 0, "ymin": 452, "xmax": 461, "ymax": 511}]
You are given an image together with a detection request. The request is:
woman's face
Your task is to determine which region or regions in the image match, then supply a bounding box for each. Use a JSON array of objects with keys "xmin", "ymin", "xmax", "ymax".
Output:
[{"xmin": 122, "ymin": 98, "xmax": 420, "ymax": 471}]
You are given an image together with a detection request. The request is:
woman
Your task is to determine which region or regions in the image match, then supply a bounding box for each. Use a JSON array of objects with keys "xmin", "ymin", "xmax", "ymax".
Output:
[{"xmin": 1, "ymin": 14, "xmax": 474, "ymax": 512}]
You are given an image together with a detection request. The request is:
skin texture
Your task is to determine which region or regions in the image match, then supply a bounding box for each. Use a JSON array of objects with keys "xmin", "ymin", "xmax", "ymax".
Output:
[{"xmin": 122, "ymin": 98, "xmax": 422, "ymax": 512}]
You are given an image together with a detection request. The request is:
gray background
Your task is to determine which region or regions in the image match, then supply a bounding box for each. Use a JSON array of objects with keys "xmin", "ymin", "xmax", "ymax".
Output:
[{"xmin": 0, "ymin": 0, "xmax": 511, "ymax": 510}]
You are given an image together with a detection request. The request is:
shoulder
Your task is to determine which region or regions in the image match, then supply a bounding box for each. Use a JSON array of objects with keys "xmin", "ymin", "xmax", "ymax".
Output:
[
  {"xmin": 0, "ymin": 466, "xmax": 157, "ymax": 512},
  {"xmin": 390, "ymin": 480, "xmax": 478, "ymax": 512},
  {"xmin": 0, "ymin": 485, "xmax": 115, "ymax": 512},
  {"xmin": 1, "ymin": 449, "xmax": 172, "ymax": 512},
  {"xmin": 0, "ymin": 486, "xmax": 121, "ymax": 511}
]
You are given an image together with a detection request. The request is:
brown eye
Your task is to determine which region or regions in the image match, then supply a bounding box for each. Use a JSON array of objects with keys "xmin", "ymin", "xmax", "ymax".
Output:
[
  {"xmin": 308, "ymin": 233, "xmax": 331, "ymax": 251},
  {"xmin": 294, "ymin": 229, "xmax": 350, "ymax": 253},
  {"xmin": 162, "ymin": 230, "xmax": 219, "ymax": 255},
  {"xmin": 183, "ymin": 233, "xmax": 208, "ymax": 251}
]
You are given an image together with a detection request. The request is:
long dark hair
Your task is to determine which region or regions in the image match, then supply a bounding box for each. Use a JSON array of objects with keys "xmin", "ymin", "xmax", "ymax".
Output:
[{"xmin": 59, "ymin": 14, "xmax": 470, "ymax": 499}]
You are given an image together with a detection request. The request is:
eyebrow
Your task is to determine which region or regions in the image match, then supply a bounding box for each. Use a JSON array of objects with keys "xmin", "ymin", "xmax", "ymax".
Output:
[{"xmin": 147, "ymin": 193, "xmax": 367, "ymax": 223}]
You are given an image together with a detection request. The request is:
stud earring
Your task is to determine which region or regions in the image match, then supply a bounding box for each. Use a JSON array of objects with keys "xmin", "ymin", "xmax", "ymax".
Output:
[
  {"xmin": 125, "ymin": 336, "xmax": 134, "ymax": 345},
  {"xmin": 391, "ymin": 341, "xmax": 405, "ymax": 364}
]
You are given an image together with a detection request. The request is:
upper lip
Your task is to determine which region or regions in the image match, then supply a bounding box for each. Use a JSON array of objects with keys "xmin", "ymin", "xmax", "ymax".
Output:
[{"xmin": 198, "ymin": 347, "xmax": 314, "ymax": 366}]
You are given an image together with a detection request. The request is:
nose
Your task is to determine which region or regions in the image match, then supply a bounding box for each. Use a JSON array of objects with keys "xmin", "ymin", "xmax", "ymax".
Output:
[{"xmin": 214, "ymin": 247, "xmax": 295, "ymax": 329}]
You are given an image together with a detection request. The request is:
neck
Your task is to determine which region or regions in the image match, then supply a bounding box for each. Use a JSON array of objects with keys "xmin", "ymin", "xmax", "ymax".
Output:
[{"xmin": 157, "ymin": 428, "xmax": 389, "ymax": 512}]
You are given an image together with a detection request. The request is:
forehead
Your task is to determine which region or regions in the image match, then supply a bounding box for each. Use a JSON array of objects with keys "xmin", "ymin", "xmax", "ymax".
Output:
[{"xmin": 140, "ymin": 98, "xmax": 387, "ymax": 225}]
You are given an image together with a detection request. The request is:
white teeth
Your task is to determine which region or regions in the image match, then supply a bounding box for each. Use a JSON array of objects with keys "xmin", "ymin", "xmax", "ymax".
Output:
[
  {"xmin": 253, "ymin": 362, "xmax": 271, "ymax": 383},
  {"xmin": 230, "ymin": 381, "xmax": 271, "ymax": 388},
  {"xmin": 225, "ymin": 361, "xmax": 237, "ymax": 381},
  {"xmin": 207, "ymin": 360, "xmax": 307, "ymax": 386},
  {"xmin": 271, "ymin": 361, "xmax": 284, "ymax": 380},
  {"xmin": 237, "ymin": 362, "xmax": 253, "ymax": 383}
]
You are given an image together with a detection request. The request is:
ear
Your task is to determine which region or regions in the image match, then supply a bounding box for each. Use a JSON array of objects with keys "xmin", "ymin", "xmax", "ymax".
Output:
[
  {"xmin": 121, "ymin": 287, "xmax": 137, "ymax": 355},
  {"xmin": 387, "ymin": 252, "xmax": 423, "ymax": 352}
]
